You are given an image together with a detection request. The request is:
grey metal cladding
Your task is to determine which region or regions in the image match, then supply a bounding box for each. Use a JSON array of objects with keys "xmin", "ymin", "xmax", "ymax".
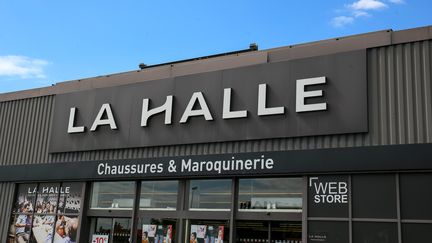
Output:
[
  {"xmin": 0, "ymin": 182, "xmax": 14, "ymax": 243},
  {"xmin": 0, "ymin": 40, "xmax": 429, "ymax": 165},
  {"xmin": 0, "ymin": 95, "xmax": 54, "ymax": 165}
]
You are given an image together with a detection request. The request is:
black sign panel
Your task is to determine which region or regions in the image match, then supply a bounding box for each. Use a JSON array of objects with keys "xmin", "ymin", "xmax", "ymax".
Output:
[
  {"xmin": 3, "ymin": 144, "xmax": 432, "ymax": 182},
  {"xmin": 308, "ymin": 221, "xmax": 349, "ymax": 243},
  {"xmin": 308, "ymin": 175, "xmax": 349, "ymax": 218},
  {"xmin": 49, "ymin": 50, "xmax": 367, "ymax": 152}
]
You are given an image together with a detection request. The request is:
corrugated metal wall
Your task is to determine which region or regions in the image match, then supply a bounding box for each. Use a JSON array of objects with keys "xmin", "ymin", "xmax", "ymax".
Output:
[
  {"xmin": 0, "ymin": 39, "xmax": 431, "ymax": 237},
  {"xmin": 0, "ymin": 95, "xmax": 54, "ymax": 165},
  {"xmin": 0, "ymin": 182, "xmax": 15, "ymax": 243}
]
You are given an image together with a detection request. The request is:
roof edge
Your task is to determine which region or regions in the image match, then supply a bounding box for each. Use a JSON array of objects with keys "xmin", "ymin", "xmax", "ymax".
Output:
[{"xmin": 1, "ymin": 25, "xmax": 431, "ymax": 102}]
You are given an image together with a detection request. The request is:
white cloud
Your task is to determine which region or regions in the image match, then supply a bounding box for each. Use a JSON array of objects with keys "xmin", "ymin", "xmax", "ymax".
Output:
[
  {"xmin": 388, "ymin": 0, "xmax": 404, "ymax": 4},
  {"xmin": 331, "ymin": 16, "xmax": 355, "ymax": 27},
  {"xmin": 349, "ymin": 0, "xmax": 387, "ymax": 10},
  {"xmin": 353, "ymin": 10, "xmax": 371, "ymax": 17},
  {"xmin": 0, "ymin": 55, "xmax": 48, "ymax": 79},
  {"xmin": 331, "ymin": 0, "xmax": 402, "ymax": 27}
]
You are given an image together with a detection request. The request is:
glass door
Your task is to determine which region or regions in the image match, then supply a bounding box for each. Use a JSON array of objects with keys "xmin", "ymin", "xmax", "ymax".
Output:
[
  {"xmin": 90, "ymin": 218, "xmax": 132, "ymax": 243},
  {"xmin": 236, "ymin": 221, "xmax": 302, "ymax": 243}
]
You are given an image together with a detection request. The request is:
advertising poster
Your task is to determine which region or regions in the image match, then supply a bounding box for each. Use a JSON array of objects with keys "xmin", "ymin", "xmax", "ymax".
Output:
[
  {"xmin": 190, "ymin": 225, "xmax": 224, "ymax": 243},
  {"xmin": 142, "ymin": 225, "xmax": 173, "ymax": 243},
  {"xmin": 52, "ymin": 215, "xmax": 79, "ymax": 243},
  {"xmin": 8, "ymin": 183, "xmax": 83, "ymax": 243},
  {"xmin": 58, "ymin": 182, "xmax": 82, "ymax": 214},
  {"xmin": 35, "ymin": 183, "xmax": 60, "ymax": 214},
  {"xmin": 142, "ymin": 224, "xmax": 157, "ymax": 243},
  {"xmin": 190, "ymin": 225, "xmax": 198, "ymax": 243},
  {"xmin": 10, "ymin": 214, "xmax": 32, "ymax": 243},
  {"xmin": 13, "ymin": 184, "xmax": 37, "ymax": 213},
  {"xmin": 31, "ymin": 214, "xmax": 55, "ymax": 243},
  {"xmin": 165, "ymin": 225, "xmax": 173, "ymax": 243},
  {"xmin": 216, "ymin": 226, "xmax": 224, "ymax": 243}
]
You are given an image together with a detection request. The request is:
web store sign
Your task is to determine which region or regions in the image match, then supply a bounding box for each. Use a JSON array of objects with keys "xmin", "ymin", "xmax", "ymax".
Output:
[
  {"xmin": 49, "ymin": 50, "xmax": 366, "ymax": 152},
  {"xmin": 308, "ymin": 175, "xmax": 350, "ymax": 218}
]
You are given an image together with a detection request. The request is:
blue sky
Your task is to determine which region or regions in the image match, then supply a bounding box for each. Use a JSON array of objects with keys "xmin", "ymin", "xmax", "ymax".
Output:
[{"xmin": 0, "ymin": 0, "xmax": 431, "ymax": 93}]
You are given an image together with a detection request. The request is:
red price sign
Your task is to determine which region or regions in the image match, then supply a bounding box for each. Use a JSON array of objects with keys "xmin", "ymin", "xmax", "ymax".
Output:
[{"xmin": 92, "ymin": 234, "xmax": 109, "ymax": 243}]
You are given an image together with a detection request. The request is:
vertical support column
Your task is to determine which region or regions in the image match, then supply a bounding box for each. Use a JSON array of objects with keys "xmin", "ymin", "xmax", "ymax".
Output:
[
  {"xmin": 349, "ymin": 175, "xmax": 353, "ymax": 243},
  {"xmin": 229, "ymin": 177, "xmax": 238, "ymax": 243},
  {"xmin": 268, "ymin": 221, "xmax": 272, "ymax": 242},
  {"xmin": 52, "ymin": 183, "xmax": 64, "ymax": 243},
  {"xmin": 302, "ymin": 176, "xmax": 308, "ymax": 243},
  {"xmin": 177, "ymin": 180, "xmax": 187, "ymax": 243},
  {"xmin": 130, "ymin": 181, "xmax": 142, "ymax": 243},
  {"xmin": 396, "ymin": 173, "xmax": 402, "ymax": 243},
  {"xmin": 78, "ymin": 182, "xmax": 92, "ymax": 242}
]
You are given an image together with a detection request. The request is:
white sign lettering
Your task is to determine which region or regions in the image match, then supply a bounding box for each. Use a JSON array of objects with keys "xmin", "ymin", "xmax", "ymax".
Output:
[
  {"xmin": 92, "ymin": 234, "xmax": 109, "ymax": 243},
  {"xmin": 90, "ymin": 103, "xmax": 118, "ymax": 131},
  {"xmin": 67, "ymin": 79, "xmax": 328, "ymax": 133},
  {"xmin": 96, "ymin": 155, "xmax": 274, "ymax": 176},
  {"xmin": 296, "ymin": 77, "xmax": 327, "ymax": 112},
  {"xmin": 309, "ymin": 177, "xmax": 348, "ymax": 204}
]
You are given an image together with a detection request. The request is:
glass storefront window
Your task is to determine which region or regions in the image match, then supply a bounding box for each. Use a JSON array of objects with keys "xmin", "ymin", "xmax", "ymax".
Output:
[
  {"xmin": 236, "ymin": 221, "xmax": 268, "ymax": 243},
  {"xmin": 89, "ymin": 217, "xmax": 131, "ymax": 243},
  {"xmin": 140, "ymin": 181, "xmax": 178, "ymax": 210},
  {"xmin": 353, "ymin": 222, "xmax": 398, "ymax": 243},
  {"xmin": 188, "ymin": 220, "xmax": 229, "ymax": 243},
  {"xmin": 31, "ymin": 214, "xmax": 55, "ymax": 242},
  {"xmin": 400, "ymin": 173, "xmax": 432, "ymax": 220},
  {"xmin": 90, "ymin": 181, "xmax": 135, "ymax": 209},
  {"xmin": 308, "ymin": 221, "xmax": 348, "ymax": 243},
  {"xmin": 13, "ymin": 183, "xmax": 37, "ymax": 213},
  {"xmin": 238, "ymin": 178, "xmax": 303, "ymax": 212},
  {"xmin": 271, "ymin": 221, "xmax": 302, "ymax": 242},
  {"xmin": 8, "ymin": 183, "xmax": 83, "ymax": 243},
  {"xmin": 236, "ymin": 221, "xmax": 302, "ymax": 243},
  {"xmin": 11, "ymin": 214, "xmax": 32, "ymax": 243},
  {"xmin": 352, "ymin": 174, "xmax": 397, "ymax": 219},
  {"xmin": 137, "ymin": 218, "xmax": 176, "ymax": 243},
  {"xmin": 59, "ymin": 182, "xmax": 83, "ymax": 214},
  {"xmin": 189, "ymin": 179, "xmax": 232, "ymax": 210},
  {"xmin": 35, "ymin": 183, "xmax": 60, "ymax": 214}
]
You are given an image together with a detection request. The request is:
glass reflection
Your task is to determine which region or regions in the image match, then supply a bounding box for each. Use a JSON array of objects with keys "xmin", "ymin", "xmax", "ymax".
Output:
[
  {"xmin": 189, "ymin": 180, "xmax": 232, "ymax": 210},
  {"xmin": 90, "ymin": 181, "xmax": 135, "ymax": 209},
  {"xmin": 238, "ymin": 178, "xmax": 303, "ymax": 211},
  {"xmin": 140, "ymin": 181, "xmax": 178, "ymax": 210}
]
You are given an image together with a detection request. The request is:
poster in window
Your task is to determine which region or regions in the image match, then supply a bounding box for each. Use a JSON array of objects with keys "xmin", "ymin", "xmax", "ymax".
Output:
[
  {"xmin": 154, "ymin": 225, "xmax": 164, "ymax": 243},
  {"xmin": 58, "ymin": 182, "xmax": 83, "ymax": 214},
  {"xmin": 31, "ymin": 214, "xmax": 55, "ymax": 243},
  {"xmin": 12, "ymin": 214, "xmax": 32, "ymax": 243},
  {"xmin": 190, "ymin": 225, "xmax": 198, "ymax": 243},
  {"xmin": 142, "ymin": 224, "xmax": 157, "ymax": 243},
  {"xmin": 216, "ymin": 226, "xmax": 224, "ymax": 243},
  {"xmin": 13, "ymin": 184, "xmax": 37, "ymax": 213},
  {"xmin": 190, "ymin": 225, "xmax": 224, "ymax": 243},
  {"xmin": 165, "ymin": 225, "xmax": 173, "ymax": 243},
  {"xmin": 53, "ymin": 215, "xmax": 79, "ymax": 243},
  {"xmin": 35, "ymin": 183, "xmax": 60, "ymax": 214},
  {"xmin": 7, "ymin": 215, "xmax": 15, "ymax": 243}
]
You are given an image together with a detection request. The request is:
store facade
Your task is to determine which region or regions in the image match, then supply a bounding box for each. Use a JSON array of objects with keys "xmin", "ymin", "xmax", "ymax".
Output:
[{"xmin": 0, "ymin": 26, "xmax": 432, "ymax": 243}]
